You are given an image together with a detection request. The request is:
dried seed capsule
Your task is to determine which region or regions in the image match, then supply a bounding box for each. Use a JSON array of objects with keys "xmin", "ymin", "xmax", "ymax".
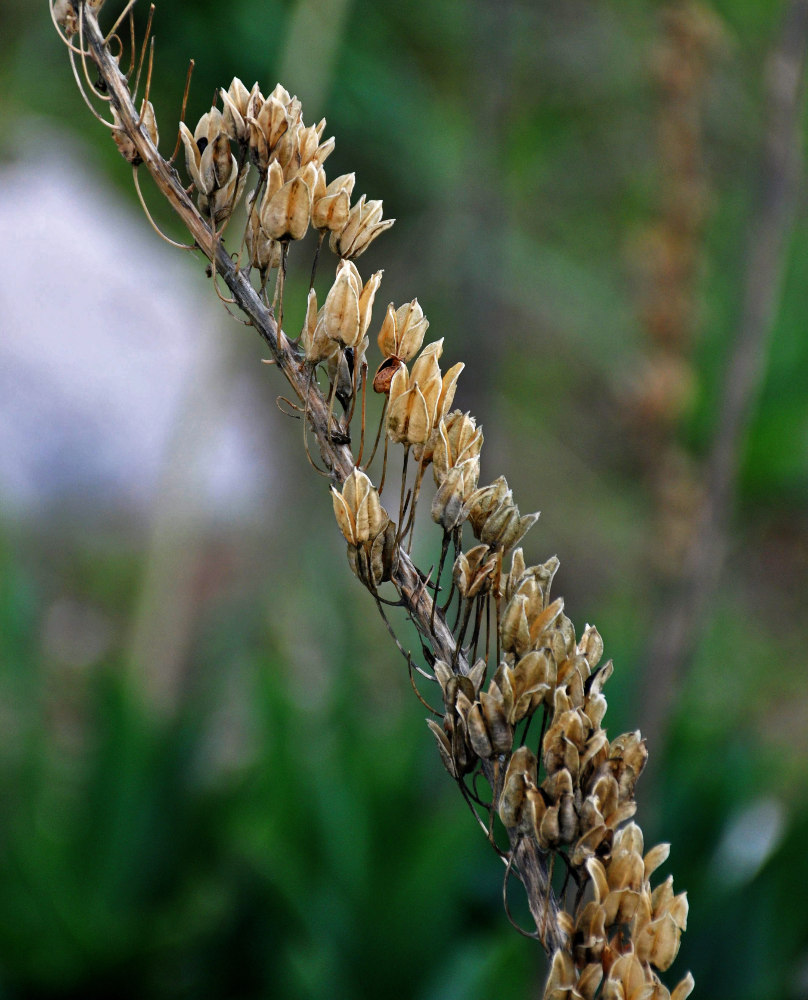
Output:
[
  {"xmin": 377, "ymin": 299, "xmax": 429, "ymax": 363},
  {"xmin": 330, "ymin": 194, "xmax": 395, "ymax": 259},
  {"xmin": 247, "ymin": 93, "xmax": 289, "ymax": 170},
  {"xmin": 260, "ymin": 175, "xmax": 312, "ymax": 241},
  {"xmin": 433, "ymin": 411, "xmax": 482, "ymax": 485},
  {"xmin": 453, "ymin": 545, "xmax": 498, "ymax": 599},
  {"xmin": 220, "ymin": 77, "xmax": 252, "ymax": 144},
  {"xmin": 431, "ymin": 458, "xmax": 478, "ymax": 532},
  {"xmin": 372, "ymin": 356, "xmax": 405, "ymax": 395}
]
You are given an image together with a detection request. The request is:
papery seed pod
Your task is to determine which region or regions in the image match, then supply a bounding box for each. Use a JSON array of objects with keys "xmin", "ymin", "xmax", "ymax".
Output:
[
  {"xmin": 245, "ymin": 207, "xmax": 281, "ymax": 274},
  {"xmin": 578, "ymin": 624, "xmax": 604, "ymax": 669},
  {"xmin": 332, "ymin": 468, "xmax": 384, "ymax": 544},
  {"xmin": 433, "ymin": 411, "xmax": 483, "ymax": 485},
  {"xmin": 260, "ymin": 174, "xmax": 312, "ymax": 241},
  {"xmin": 465, "ymin": 476, "xmax": 509, "ymax": 533},
  {"xmin": 580, "ymin": 728, "xmax": 610, "ymax": 778},
  {"xmin": 571, "ymin": 823, "xmax": 609, "ymax": 867},
  {"xmin": 465, "ymin": 477, "xmax": 540, "ymax": 553},
  {"xmin": 639, "ymin": 912, "xmax": 682, "ymax": 972},
  {"xmin": 312, "ymin": 184, "xmax": 350, "ymax": 232},
  {"xmin": 542, "ymin": 950, "xmax": 575, "ymax": 1000},
  {"xmin": 500, "ymin": 594, "xmax": 531, "ymax": 657},
  {"xmin": 246, "ymin": 95, "xmax": 285, "ymax": 169},
  {"xmin": 576, "ymin": 963, "xmax": 604, "ymax": 1000},
  {"xmin": 313, "ymin": 172, "xmax": 355, "ymax": 233},
  {"xmin": 387, "ymin": 379, "xmax": 430, "ymax": 445},
  {"xmin": 327, "ymin": 335, "xmax": 366, "ymax": 412},
  {"xmin": 348, "ymin": 518, "xmax": 398, "ymax": 587},
  {"xmin": 139, "ymin": 100, "xmax": 158, "ymax": 148},
  {"xmin": 330, "ymin": 193, "xmax": 395, "ymax": 259},
  {"xmin": 510, "ymin": 648, "xmax": 556, "ymax": 715},
  {"xmin": 499, "ymin": 746, "xmax": 538, "ymax": 830},
  {"xmin": 377, "ymin": 299, "xmax": 430, "ymax": 363},
  {"xmin": 468, "ymin": 657, "xmax": 488, "ymax": 695},
  {"xmin": 575, "ymin": 902, "xmax": 607, "ymax": 960},
  {"xmin": 183, "ymin": 109, "xmax": 225, "ymax": 191},
  {"xmin": 644, "ymin": 843, "xmax": 671, "ymax": 882},
  {"xmin": 427, "ymin": 719, "xmax": 458, "ymax": 778},
  {"xmin": 431, "ymin": 464, "xmax": 469, "ymax": 533},
  {"xmin": 671, "ymin": 973, "xmax": 695, "ymax": 1000},
  {"xmin": 523, "ymin": 785, "xmax": 547, "ymax": 841},
  {"xmin": 221, "ymin": 77, "xmax": 252, "ymax": 143},
  {"xmin": 372, "ymin": 356, "xmax": 406, "ymax": 395},
  {"xmin": 432, "ymin": 659, "xmax": 454, "ymax": 697},
  {"xmin": 453, "ymin": 544, "xmax": 498, "ymax": 599},
  {"xmin": 479, "ymin": 689, "xmax": 513, "ymax": 754},
  {"xmin": 651, "ymin": 876, "xmax": 688, "ymax": 929},
  {"xmin": 465, "ymin": 701, "xmax": 493, "ymax": 759},
  {"xmin": 528, "ymin": 596, "xmax": 565, "ymax": 649},
  {"xmin": 539, "ymin": 802, "xmax": 561, "ymax": 848},
  {"xmin": 608, "ymin": 849, "xmax": 645, "ymax": 897},
  {"xmin": 322, "ymin": 263, "xmax": 361, "ymax": 347},
  {"xmin": 204, "ymin": 161, "xmax": 248, "ymax": 227},
  {"xmin": 503, "ymin": 551, "xmax": 559, "ymax": 606},
  {"xmin": 300, "ymin": 288, "xmax": 329, "ymax": 363},
  {"xmin": 386, "ymin": 341, "xmax": 464, "ymax": 452},
  {"xmin": 297, "ymin": 120, "xmax": 324, "ymax": 164},
  {"xmin": 320, "ymin": 261, "xmax": 382, "ymax": 350}
]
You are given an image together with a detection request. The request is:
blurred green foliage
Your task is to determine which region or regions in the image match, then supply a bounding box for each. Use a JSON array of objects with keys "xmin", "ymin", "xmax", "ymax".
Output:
[{"xmin": 1, "ymin": 1, "xmax": 808, "ymax": 999}]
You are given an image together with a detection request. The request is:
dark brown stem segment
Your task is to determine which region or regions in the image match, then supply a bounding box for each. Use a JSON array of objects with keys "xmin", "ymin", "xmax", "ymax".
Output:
[{"xmin": 75, "ymin": 0, "xmax": 565, "ymax": 954}]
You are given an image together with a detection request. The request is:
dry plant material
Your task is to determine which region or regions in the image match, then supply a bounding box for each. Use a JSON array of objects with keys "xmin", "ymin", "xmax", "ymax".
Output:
[{"xmin": 51, "ymin": 2, "xmax": 694, "ymax": 995}]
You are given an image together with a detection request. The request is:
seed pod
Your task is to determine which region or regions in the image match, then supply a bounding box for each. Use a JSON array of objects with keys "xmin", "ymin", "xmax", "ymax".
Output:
[
  {"xmin": 671, "ymin": 973, "xmax": 696, "ymax": 1000},
  {"xmin": 431, "ymin": 458, "xmax": 479, "ymax": 533},
  {"xmin": 541, "ymin": 950, "xmax": 574, "ymax": 1000},
  {"xmin": 571, "ymin": 823, "xmax": 609, "ymax": 868},
  {"xmin": 330, "ymin": 193, "xmax": 395, "ymax": 259},
  {"xmin": 246, "ymin": 95, "xmax": 285, "ymax": 169},
  {"xmin": 372, "ymin": 356, "xmax": 405, "ymax": 395},
  {"xmin": 465, "ymin": 702, "xmax": 493, "ymax": 759},
  {"xmin": 480, "ymin": 690, "xmax": 513, "ymax": 755},
  {"xmin": 453, "ymin": 544, "xmax": 498, "ymax": 599},
  {"xmin": 427, "ymin": 719, "xmax": 457, "ymax": 779},
  {"xmin": 220, "ymin": 78, "xmax": 252, "ymax": 143},
  {"xmin": 260, "ymin": 175, "xmax": 311, "ymax": 241},
  {"xmin": 313, "ymin": 172, "xmax": 355, "ymax": 233},
  {"xmin": 312, "ymin": 185, "xmax": 350, "ymax": 232},
  {"xmin": 499, "ymin": 746, "xmax": 538, "ymax": 829},
  {"xmin": 332, "ymin": 468, "xmax": 386, "ymax": 544},
  {"xmin": 348, "ymin": 518, "xmax": 398, "ymax": 588},
  {"xmin": 139, "ymin": 100, "xmax": 158, "ymax": 148},
  {"xmin": 433, "ymin": 411, "xmax": 482, "ymax": 485},
  {"xmin": 377, "ymin": 299, "xmax": 429, "ymax": 362},
  {"xmin": 576, "ymin": 963, "xmax": 603, "ymax": 1000}
]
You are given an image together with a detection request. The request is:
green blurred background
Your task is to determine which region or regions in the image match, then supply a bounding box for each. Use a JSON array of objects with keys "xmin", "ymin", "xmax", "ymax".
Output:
[{"xmin": 1, "ymin": 0, "xmax": 808, "ymax": 997}]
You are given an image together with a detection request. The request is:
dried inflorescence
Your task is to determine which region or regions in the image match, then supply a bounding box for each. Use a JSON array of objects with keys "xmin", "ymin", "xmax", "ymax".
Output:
[{"xmin": 55, "ymin": 4, "xmax": 692, "ymax": 996}]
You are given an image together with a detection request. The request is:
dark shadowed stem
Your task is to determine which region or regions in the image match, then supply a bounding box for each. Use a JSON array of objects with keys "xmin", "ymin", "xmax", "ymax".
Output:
[
  {"xmin": 76, "ymin": 0, "xmax": 567, "ymax": 955},
  {"xmin": 639, "ymin": 0, "xmax": 808, "ymax": 754}
]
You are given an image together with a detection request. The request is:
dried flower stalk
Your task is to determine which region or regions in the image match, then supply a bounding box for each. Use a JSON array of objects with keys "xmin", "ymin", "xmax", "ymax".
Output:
[{"xmin": 52, "ymin": 2, "xmax": 694, "ymax": 995}]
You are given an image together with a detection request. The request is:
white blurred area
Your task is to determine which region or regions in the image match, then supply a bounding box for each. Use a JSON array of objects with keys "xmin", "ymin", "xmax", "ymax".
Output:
[{"xmin": 0, "ymin": 127, "xmax": 273, "ymax": 524}]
